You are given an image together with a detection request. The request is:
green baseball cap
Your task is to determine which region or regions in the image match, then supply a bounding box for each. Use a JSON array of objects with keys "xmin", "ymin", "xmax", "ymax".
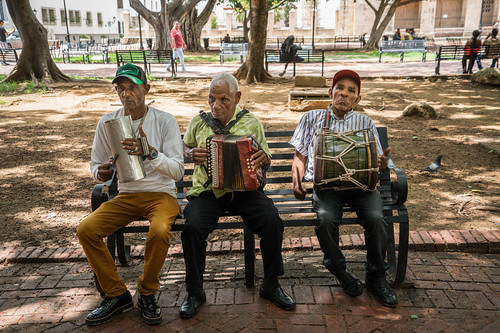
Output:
[{"xmin": 112, "ymin": 63, "xmax": 147, "ymax": 85}]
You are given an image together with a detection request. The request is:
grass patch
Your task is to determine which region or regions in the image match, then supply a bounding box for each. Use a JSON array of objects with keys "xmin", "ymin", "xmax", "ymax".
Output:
[{"xmin": 0, "ymin": 78, "xmax": 48, "ymax": 94}]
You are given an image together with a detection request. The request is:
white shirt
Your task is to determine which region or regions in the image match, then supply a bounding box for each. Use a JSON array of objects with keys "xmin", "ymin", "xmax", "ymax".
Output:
[{"xmin": 90, "ymin": 106, "xmax": 184, "ymax": 198}]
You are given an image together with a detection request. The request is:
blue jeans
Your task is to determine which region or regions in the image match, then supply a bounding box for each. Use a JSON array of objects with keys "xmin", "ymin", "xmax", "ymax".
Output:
[{"xmin": 312, "ymin": 189, "xmax": 389, "ymax": 280}]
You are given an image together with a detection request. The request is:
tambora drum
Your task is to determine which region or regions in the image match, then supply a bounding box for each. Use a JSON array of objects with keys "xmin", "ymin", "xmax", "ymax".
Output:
[{"xmin": 313, "ymin": 128, "xmax": 379, "ymax": 191}]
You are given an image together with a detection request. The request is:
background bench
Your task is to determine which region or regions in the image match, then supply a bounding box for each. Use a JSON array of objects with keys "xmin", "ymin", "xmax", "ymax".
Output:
[
  {"xmin": 264, "ymin": 49, "xmax": 325, "ymax": 76},
  {"xmin": 0, "ymin": 48, "xmax": 18, "ymax": 64},
  {"xmin": 115, "ymin": 50, "xmax": 176, "ymax": 76},
  {"xmin": 220, "ymin": 42, "xmax": 248, "ymax": 64},
  {"xmin": 91, "ymin": 128, "xmax": 409, "ymax": 293},
  {"xmin": 434, "ymin": 45, "xmax": 500, "ymax": 75},
  {"xmin": 63, "ymin": 44, "xmax": 109, "ymax": 64},
  {"xmin": 333, "ymin": 35, "xmax": 365, "ymax": 49},
  {"xmin": 378, "ymin": 40, "xmax": 427, "ymax": 62}
]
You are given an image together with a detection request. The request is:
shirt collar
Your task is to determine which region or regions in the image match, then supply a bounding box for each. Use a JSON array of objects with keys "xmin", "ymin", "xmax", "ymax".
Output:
[{"xmin": 226, "ymin": 104, "xmax": 242, "ymax": 123}]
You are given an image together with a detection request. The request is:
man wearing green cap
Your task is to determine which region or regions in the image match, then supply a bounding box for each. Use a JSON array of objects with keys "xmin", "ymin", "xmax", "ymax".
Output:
[{"xmin": 77, "ymin": 63, "xmax": 184, "ymax": 325}]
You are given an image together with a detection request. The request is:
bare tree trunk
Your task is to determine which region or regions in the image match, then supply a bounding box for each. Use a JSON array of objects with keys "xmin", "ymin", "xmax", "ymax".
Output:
[
  {"xmin": 364, "ymin": 0, "xmax": 422, "ymax": 50},
  {"xmin": 130, "ymin": 0, "xmax": 200, "ymax": 50},
  {"xmin": 234, "ymin": 0, "xmax": 271, "ymax": 84},
  {"xmin": 4, "ymin": 0, "xmax": 71, "ymax": 83},
  {"xmin": 181, "ymin": 0, "xmax": 217, "ymax": 51}
]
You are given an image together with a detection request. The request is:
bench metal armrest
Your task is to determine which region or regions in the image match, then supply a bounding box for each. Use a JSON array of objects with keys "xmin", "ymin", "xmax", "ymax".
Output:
[
  {"xmin": 390, "ymin": 167, "xmax": 408, "ymax": 205},
  {"xmin": 91, "ymin": 184, "xmax": 108, "ymax": 211}
]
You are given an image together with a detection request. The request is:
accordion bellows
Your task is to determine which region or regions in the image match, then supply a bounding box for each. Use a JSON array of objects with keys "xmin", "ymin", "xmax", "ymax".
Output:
[{"xmin": 207, "ymin": 134, "xmax": 260, "ymax": 190}]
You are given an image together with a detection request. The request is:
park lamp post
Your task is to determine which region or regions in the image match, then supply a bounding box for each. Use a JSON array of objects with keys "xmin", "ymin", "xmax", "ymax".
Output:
[
  {"xmin": 138, "ymin": 14, "xmax": 144, "ymax": 50},
  {"xmin": 312, "ymin": 0, "xmax": 316, "ymax": 49},
  {"xmin": 478, "ymin": 0, "xmax": 485, "ymax": 32},
  {"xmin": 62, "ymin": 0, "xmax": 70, "ymax": 46}
]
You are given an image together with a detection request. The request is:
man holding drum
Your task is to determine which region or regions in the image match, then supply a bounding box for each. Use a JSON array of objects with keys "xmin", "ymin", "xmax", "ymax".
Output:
[
  {"xmin": 77, "ymin": 63, "xmax": 184, "ymax": 325},
  {"xmin": 290, "ymin": 69, "xmax": 397, "ymax": 307},
  {"xmin": 179, "ymin": 73, "xmax": 296, "ymax": 319}
]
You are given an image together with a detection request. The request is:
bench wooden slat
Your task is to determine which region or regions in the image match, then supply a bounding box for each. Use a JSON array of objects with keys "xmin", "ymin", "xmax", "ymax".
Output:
[
  {"xmin": 265, "ymin": 49, "xmax": 325, "ymax": 76},
  {"xmin": 378, "ymin": 40, "xmax": 427, "ymax": 63}
]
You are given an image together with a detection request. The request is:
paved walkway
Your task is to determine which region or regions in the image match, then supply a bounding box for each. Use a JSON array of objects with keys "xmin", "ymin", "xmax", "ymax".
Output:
[
  {"xmin": 1, "ymin": 230, "xmax": 499, "ymax": 332},
  {"xmin": 0, "ymin": 59, "xmax": 467, "ymax": 79}
]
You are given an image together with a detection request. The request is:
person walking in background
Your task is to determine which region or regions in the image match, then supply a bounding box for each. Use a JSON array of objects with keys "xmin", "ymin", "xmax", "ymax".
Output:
[
  {"xmin": 279, "ymin": 35, "xmax": 302, "ymax": 77},
  {"xmin": 0, "ymin": 20, "xmax": 15, "ymax": 65},
  {"xmin": 462, "ymin": 30, "xmax": 481, "ymax": 74},
  {"xmin": 167, "ymin": 21, "xmax": 186, "ymax": 72}
]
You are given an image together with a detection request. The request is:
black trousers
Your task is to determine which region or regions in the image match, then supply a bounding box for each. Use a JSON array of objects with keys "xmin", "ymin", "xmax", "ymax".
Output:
[
  {"xmin": 182, "ymin": 189, "xmax": 285, "ymax": 294},
  {"xmin": 312, "ymin": 189, "xmax": 390, "ymax": 281}
]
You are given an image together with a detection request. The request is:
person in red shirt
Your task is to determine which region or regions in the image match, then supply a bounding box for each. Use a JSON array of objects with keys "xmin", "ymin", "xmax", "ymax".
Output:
[
  {"xmin": 462, "ymin": 30, "xmax": 481, "ymax": 74},
  {"xmin": 167, "ymin": 21, "xmax": 186, "ymax": 72}
]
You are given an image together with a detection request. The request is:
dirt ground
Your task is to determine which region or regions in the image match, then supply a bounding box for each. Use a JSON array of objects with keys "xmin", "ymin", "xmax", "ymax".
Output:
[{"xmin": 0, "ymin": 77, "xmax": 499, "ymax": 248}]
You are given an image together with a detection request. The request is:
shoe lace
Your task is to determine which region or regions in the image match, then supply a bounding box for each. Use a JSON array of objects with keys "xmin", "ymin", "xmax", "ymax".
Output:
[
  {"xmin": 98, "ymin": 297, "xmax": 117, "ymax": 311},
  {"xmin": 141, "ymin": 294, "xmax": 158, "ymax": 309}
]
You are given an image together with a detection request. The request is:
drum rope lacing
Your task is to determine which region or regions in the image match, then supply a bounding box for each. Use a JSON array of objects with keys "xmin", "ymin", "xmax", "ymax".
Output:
[{"xmin": 316, "ymin": 131, "xmax": 379, "ymax": 191}]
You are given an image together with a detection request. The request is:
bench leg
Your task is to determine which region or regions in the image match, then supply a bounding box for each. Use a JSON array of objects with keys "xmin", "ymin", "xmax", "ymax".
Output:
[
  {"xmin": 243, "ymin": 227, "xmax": 255, "ymax": 288},
  {"xmin": 394, "ymin": 210, "xmax": 409, "ymax": 284},
  {"xmin": 115, "ymin": 232, "xmax": 130, "ymax": 265},
  {"xmin": 400, "ymin": 52, "xmax": 404, "ymax": 62}
]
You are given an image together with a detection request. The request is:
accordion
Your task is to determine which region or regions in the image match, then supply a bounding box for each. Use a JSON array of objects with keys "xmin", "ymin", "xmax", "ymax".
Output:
[{"xmin": 207, "ymin": 134, "xmax": 260, "ymax": 190}]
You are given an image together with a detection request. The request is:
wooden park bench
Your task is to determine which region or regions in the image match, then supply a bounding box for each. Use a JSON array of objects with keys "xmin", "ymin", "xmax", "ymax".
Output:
[
  {"xmin": 220, "ymin": 42, "xmax": 248, "ymax": 64},
  {"xmin": 91, "ymin": 128, "xmax": 409, "ymax": 291},
  {"xmin": 434, "ymin": 44, "xmax": 500, "ymax": 75},
  {"xmin": 264, "ymin": 48, "xmax": 325, "ymax": 76},
  {"xmin": 115, "ymin": 49, "xmax": 176, "ymax": 76},
  {"xmin": 378, "ymin": 40, "xmax": 427, "ymax": 62},
  {"xmin": 333, "ymin": 35, "xmax": 365, "ymax": 49},
  {"xmin": 62, "ymin": 44, "xmax": 109, "ymax": 64},
  {"xmin": 0, "ymin": 48, "xmax": 18, "ymax": 64}
]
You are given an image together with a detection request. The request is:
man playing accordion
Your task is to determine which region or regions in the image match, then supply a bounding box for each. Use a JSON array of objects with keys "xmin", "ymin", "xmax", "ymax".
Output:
[
  {"xmin": 180, "ymin": 73, "xmax": 296, "ymax": 319},
  {"xmin": 290, "ymin": 70, "xmax": 398, "ymax": 308}
]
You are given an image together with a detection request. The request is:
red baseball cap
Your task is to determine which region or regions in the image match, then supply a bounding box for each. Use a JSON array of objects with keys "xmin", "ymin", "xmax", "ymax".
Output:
[{"xmin": 331, "ymin": 69, "xmax": 361, "ymax": 93}]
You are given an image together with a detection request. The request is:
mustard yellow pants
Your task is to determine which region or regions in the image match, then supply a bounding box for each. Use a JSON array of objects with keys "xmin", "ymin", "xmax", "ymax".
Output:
[{"xmin": 77, "ymin": 192, "xmax": 180, "ymax": 297}]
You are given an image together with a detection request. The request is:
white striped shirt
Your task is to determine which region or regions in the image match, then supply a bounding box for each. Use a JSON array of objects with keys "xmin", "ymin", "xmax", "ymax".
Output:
[{"xmin": 289, "ymin": 106, "xmax": 395, "ymax": 181}]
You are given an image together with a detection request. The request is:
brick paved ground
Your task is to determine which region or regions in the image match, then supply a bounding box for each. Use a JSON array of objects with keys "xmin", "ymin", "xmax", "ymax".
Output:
[{"xmin": 1, "ymin": 231, "xmax": 499, "ymax": 332}]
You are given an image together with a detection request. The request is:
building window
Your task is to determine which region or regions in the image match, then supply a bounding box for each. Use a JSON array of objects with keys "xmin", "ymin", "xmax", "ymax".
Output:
[
  {"xmin": 42, "ymin": 8, "xmax": 56, "ymax": 25},
  {"xmin": 86, "ymin": 12, "xmax": 92, "ymax": 26},
  {"xmin": 117, "ymin": 0, "xmax": 123, "ymax": 9},
  {"xmin": 97, "ymin": 13, "xmax": 103, "ymax": 27},
  {"xmin": 69, "ymin": 10, "xmax": 81, "ymax": 25},
  {"xmin": 60, "ymin": 10, "xmax": 67, "ymax": 26}
]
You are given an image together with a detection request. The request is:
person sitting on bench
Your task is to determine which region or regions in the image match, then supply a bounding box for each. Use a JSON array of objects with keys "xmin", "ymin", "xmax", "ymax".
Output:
[
  {"xmin": 290, "ymin": 69, "xmax": 398, "ymax": 308},
  {"xmin": 477, "ymin": 28, "xmax": 500, "ymax": 69},
  {"xmin": 279, "ymin": 35, "xmax": 302, "ymax": 77},
  {"xmin": 77, "ymin": 64, "xmax": 184, "ymax": 326},
  {"xmin": 179, "ymin": 73, "xmax": 296, "ymax": 319}
]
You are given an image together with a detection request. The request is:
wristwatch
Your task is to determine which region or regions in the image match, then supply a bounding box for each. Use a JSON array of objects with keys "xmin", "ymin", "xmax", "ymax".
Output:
[{"xmin": 147, "ymin": 147, "xmax": 158, "ymax": 160}]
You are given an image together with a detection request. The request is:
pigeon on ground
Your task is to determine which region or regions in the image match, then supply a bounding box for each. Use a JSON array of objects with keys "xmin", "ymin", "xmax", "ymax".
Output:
[{"xmin": 420, "ymin": 154, "xmax": 443, "ymax": 174}]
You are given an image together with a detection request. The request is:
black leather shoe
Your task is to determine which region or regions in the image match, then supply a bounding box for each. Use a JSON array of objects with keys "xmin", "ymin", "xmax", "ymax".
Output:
[
  {"xmin": 259, "ymin": 284, "xmax": 296, "ymax": 310},
  {"xmin": 138, "ymin": 294, "xmax": 162, "ymax": 325},
  {"xmin": 179, "ymin": 291, "xmax": 206, "ymax": 319},
  {"xmin": 365, "ymin": 278, "xmax": 398, "ymax": 308},
  {"xmin": 86, "ymin": 291, "xmax": 134, "ymax": 325},
  {"xmin": 334, "ymin": 268, "xmax": 363, "ymax": 297}
]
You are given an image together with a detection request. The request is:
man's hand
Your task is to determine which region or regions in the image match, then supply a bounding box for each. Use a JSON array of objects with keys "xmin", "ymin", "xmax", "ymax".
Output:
[
  {"xmin": 184, "ymin": 143, "xmax": 208, "ymax": 165},
  {"xmin": 97, "ymin": 156, "xmax": 115, "ymax": 182},
  {"xmin": 378, "ymin": 147, "xmax": 392, "ymax": 170},
  {"xmin": 121, "ymin": 127, "xmax": 148, "ymax": 156},
  {"xmin": 251, "ymin": 148, "xmax": 270, "ymax": 169}
]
